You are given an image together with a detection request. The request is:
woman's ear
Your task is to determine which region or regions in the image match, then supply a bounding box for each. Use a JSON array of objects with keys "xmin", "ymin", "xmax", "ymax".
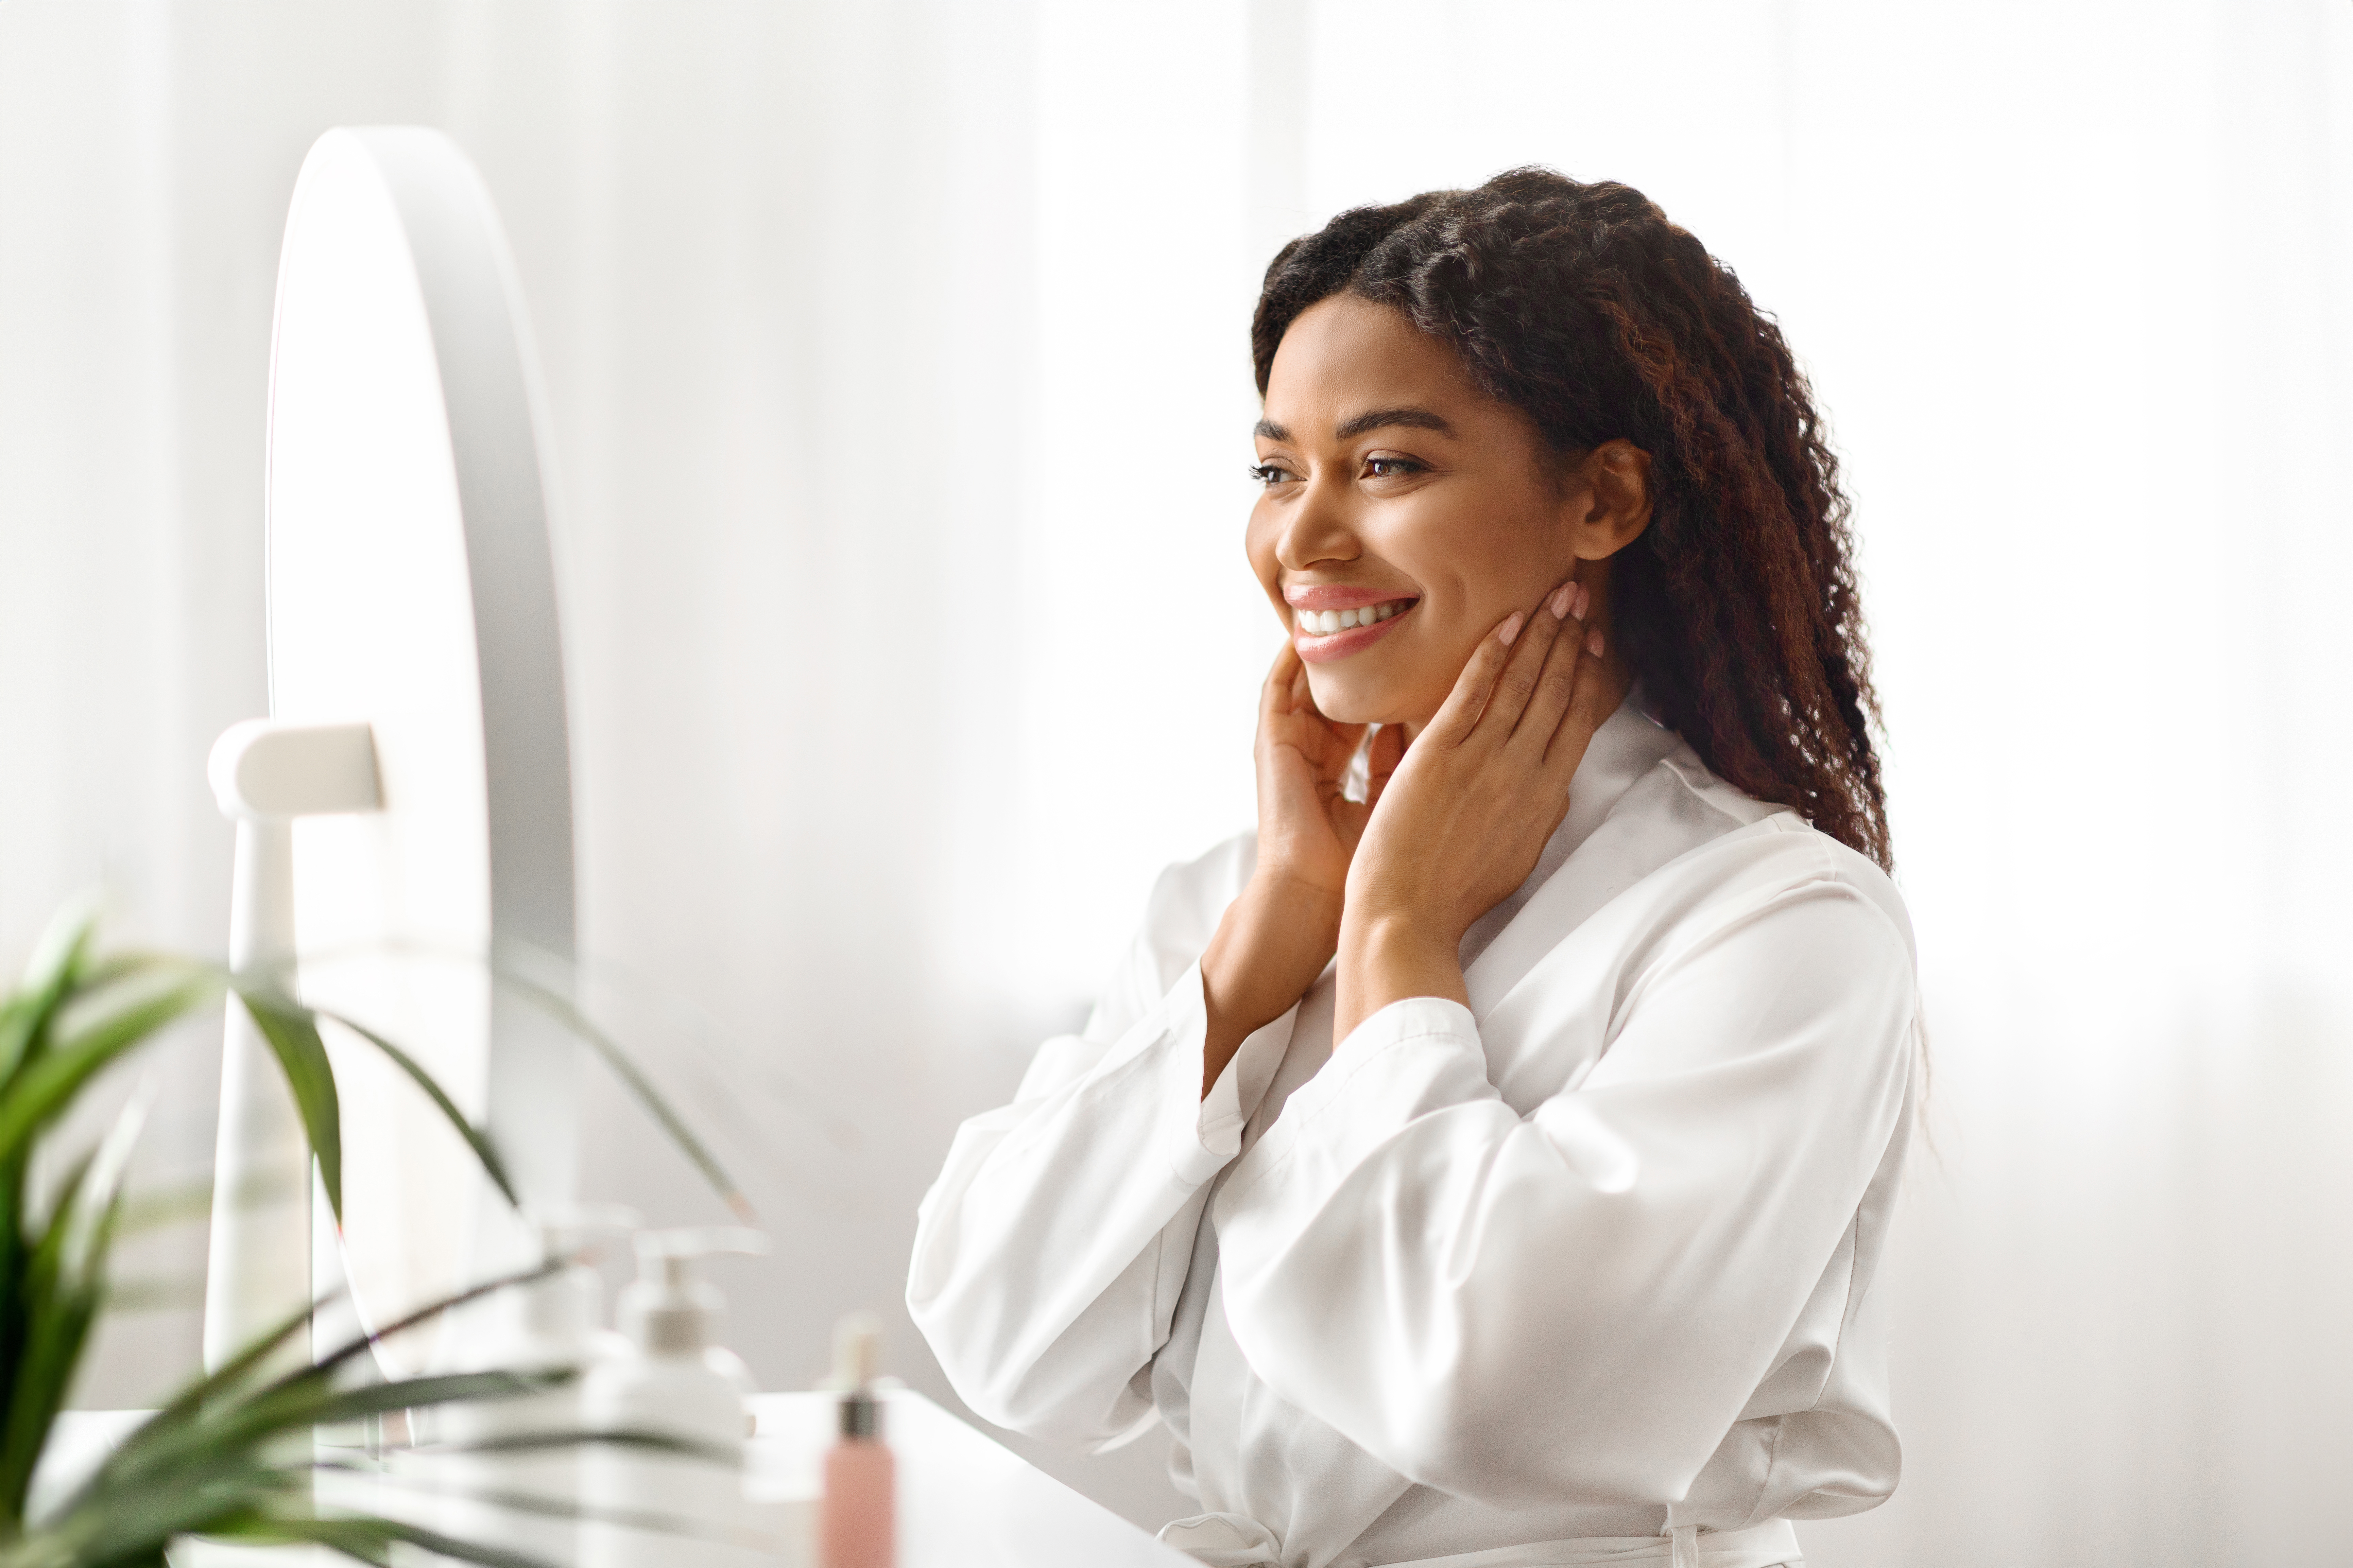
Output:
[{"xmin": 1565, "ymin": 439, "xmax": 1654, "ymax": 560}]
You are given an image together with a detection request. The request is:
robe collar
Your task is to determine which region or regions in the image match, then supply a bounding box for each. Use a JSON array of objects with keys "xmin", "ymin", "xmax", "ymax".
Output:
[
  {"xmin": 1456, "ymin": 684, "xmax": 1683, "ymax": 971},
  {"xmin": 1458, "ymin": 686, "xmax": 1792, "ymax": 1022}
]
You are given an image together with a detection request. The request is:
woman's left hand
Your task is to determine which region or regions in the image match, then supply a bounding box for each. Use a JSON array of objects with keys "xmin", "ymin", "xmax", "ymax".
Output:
[{"xmin": 1334, "ymin": 579, "xmax": 1626, "ymax": 1040}]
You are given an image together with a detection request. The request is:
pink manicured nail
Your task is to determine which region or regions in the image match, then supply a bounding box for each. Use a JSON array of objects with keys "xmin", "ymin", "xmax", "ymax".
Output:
[
  {"xmin": 1586, "ymin": 628, "xmax": 1605, "ymax": 656},
  {"xmin": 1574, "ymin": 584, "xmax": 1591, "ymax": 620},
  {"xmin": 1548, "ymin": 584, "xmax": 1575, "ymax": 620},
  {"xmin": 1499, "ymin": 611, "xmax": 1525, "ymax": 646}
]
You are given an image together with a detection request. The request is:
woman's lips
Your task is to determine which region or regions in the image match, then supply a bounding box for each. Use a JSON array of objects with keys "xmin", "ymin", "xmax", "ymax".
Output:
[{"xmin": 1293, "ymin": 598, "xmax": 1417, "ymax": 663}]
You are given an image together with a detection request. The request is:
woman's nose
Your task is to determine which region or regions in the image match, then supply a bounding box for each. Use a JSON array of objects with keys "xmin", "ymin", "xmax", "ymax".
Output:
[{"xmin": 1273, "ymin": 477, "xmax": 1360, "ymax": 572}]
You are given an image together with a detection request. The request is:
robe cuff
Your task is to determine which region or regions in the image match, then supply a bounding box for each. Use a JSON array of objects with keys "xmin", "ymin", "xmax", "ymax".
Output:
[
  {"xmin": 1160, "ymin": 962, "xmax": 1299, "ymax": 1188},
  {"xmin": 1216, "ymin": 995, "xmax": 1486, "ymax": 1217}
]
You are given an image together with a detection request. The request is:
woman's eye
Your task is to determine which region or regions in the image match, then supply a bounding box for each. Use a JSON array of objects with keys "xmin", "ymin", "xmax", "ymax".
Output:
[
  {"xmin": 1248, "ymin": 462, "xmax": 1298, "ymax": 487},
  {"xmin": 1364, "ymin": 456, "xmax": 1424, "ymax": 479}
]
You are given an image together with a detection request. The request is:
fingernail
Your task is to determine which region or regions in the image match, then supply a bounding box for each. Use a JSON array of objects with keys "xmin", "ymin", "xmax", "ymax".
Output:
[
  {"xmin": 1548, "ymin": 583, "xmax": 1575, "ymax": 620},
  {"xmin": 1574, "ymin": 583, "xmax": 1591, "ymax": 620},
  {"xmin": 1586, "ymin": 628, "xmax": 1605, "ymax": 656},
  {"xmin": 1499, "ymin": 611, "xmax": 1525, "ymax": 646}
]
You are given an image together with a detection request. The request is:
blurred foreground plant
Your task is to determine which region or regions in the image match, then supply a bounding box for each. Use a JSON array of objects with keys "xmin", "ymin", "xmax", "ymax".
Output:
[{"xmin": 0, "ymin": 902, "xmax": 740, "ymax": 1567}]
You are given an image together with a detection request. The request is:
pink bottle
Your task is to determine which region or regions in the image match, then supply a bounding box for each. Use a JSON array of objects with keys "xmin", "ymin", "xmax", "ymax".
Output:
[{"xmin": 820, "ymin": 1314, "xmax": 895, "ymax": 1568}]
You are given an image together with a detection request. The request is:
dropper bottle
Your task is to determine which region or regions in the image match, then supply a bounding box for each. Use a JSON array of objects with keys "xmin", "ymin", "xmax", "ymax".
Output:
[{"xmin": 820, "ymin": 1312, "xmax": 894, "ymax": 1568}]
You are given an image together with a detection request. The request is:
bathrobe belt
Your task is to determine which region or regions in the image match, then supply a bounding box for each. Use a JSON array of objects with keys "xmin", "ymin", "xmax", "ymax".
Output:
[{"xmin": 1157, "ymin": 1512, "xmax": 1802, "ymax": 1568}]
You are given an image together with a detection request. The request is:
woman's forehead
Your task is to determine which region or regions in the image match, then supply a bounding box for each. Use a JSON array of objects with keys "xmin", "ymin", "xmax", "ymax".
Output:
[
  {"xmin": 1261, "ymin": 296, "xmax": 1531, "ymax": 452},
  {"xmin": 1264, "ymin": 298, "xmax": 1477, "ymax": 419}
]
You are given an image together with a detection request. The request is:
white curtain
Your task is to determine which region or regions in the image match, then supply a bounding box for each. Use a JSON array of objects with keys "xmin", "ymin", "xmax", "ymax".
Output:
[{"xmin": 3, "ymin": 3, "xmax": 2347, "ymax": 1562}]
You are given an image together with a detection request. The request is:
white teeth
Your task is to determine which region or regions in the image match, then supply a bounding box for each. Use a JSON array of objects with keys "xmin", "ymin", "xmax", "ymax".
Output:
[{"xmin": 1299, "ymin": 601, "xmax": 1409, "ymax": 635}]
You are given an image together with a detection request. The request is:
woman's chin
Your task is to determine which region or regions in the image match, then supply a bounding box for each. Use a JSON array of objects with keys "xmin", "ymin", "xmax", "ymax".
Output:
[{"xmin": 1304, "ymin": 676, "xmax": 1414, "ymax": 730}]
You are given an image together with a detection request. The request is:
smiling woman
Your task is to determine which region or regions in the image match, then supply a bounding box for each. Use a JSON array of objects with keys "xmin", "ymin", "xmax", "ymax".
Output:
[{"xmin": 909, "ymin": 169, "xmax": 1919, "ymax": 1568}]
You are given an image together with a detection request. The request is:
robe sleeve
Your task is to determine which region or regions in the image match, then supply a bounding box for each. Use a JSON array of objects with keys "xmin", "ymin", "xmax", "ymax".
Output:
[
  {"xmin": 1211, "ymin": 863, "xmax": 1917, "ymax": 1510},
  {"xmin": 906, "ymin": 849, "xmax": 1292, "ymax": 1449}
]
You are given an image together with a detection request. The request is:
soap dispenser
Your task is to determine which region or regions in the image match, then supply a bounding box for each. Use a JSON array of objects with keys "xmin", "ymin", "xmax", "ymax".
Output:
[
  {"xmin": 433, "ymin": 1204, "xmax": 637, "ymax": 1561},
  {"xmin": 582, "ymin": 1226, "xmax": 768, "ymax": 1568}
]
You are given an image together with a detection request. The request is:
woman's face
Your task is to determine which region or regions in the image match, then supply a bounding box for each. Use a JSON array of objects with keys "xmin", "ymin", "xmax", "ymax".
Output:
[{"xmin": 1246, "ymin": 294, "xmax": 1591, "ymax": 730}]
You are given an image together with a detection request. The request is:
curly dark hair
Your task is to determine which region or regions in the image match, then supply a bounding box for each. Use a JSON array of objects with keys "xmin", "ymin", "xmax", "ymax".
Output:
[{"xmin": 1253, "ymin": 168, "xmax": 1891, "ymax": 869}]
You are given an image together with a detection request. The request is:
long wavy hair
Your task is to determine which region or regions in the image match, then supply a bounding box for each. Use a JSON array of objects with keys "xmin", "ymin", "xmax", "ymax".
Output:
[{"xmin": 1253, "ymin": 168, "xmax": 1891, "ymax": 869}]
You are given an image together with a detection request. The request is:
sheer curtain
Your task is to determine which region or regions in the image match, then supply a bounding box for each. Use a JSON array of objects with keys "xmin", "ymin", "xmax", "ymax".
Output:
[{"xmin": 2, "ymin": 3, "xmax": 2346, "ymax": 1562}]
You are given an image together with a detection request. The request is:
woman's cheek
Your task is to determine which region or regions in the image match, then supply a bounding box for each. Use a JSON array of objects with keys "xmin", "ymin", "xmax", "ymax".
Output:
[{"xmin": 1244, "ymin": 504, "xmax": 1284, "ymax": 600}]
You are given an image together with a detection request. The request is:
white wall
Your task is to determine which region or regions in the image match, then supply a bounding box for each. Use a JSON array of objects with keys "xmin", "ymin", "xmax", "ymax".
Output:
[{"xmin": 2, "ymin": 3, "xmax": 2349, "ymax": 1562}]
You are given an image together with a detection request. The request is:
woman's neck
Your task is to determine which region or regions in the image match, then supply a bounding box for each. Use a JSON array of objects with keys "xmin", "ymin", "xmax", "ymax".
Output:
[{"xmin": 1394, "ymin": 575, "xmax": 1633, "ymax": 750}]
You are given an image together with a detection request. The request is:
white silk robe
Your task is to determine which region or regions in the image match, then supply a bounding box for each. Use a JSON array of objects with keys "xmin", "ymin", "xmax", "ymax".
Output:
[{"xmin": 908, "ymin": 697, "xmax": 1919, "ymax": 1568}]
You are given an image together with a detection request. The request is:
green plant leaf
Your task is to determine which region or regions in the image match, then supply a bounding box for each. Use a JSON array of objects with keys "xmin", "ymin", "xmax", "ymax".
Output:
[
  {"xmin": 202, "ymin": 1368, "xmax": 562, "ymax": 1447},
  {"xmin": 50, "ymin": 1267, "xmax": 562, "ymax": 1561},
  {"xmin": 23, "ymin": 1472, "xmax": 294, "ymax": 1568},
  {"xmin": 228, "ymin": 982, "xmax": 343, "ymax": 1224},
  {"xmin": 87, "ymin": 1263, "xmax": 553, "ymax": 1505},
  {"xmin": 314, "ymin": 1440, "xmax": 758, "ymax": 1535},
  {"xmin": 309, "ymin": 1007, "xmax": 518, "ymax": 1210},
  {"xmin": 95, "ymin": 1294, "xmax": 318, "ymax": 1480},
  {"xmin": 0, "ymin": 899, "xmax": 101, "ymax": 1086},
  {"xmin": 0, "ymin": 969, "xmax": 218, "ymax": 1171},
  {"xmin": 0, "ymin": 1155, "xmax": 95, "ymax": 1522},
  {"xmin": 495, "ymin": 969, "xmax": 753, "ymax": 1221},
  {"xmin": 379, "ymin": 1426, "xmax": 716, "ymax": 1464},
  {"xmin": 0, "ymin": 1086, "xmax": 150, "ymax": 1519},
  {"xmin": 204, "ymin": 1510, "xmax": 558, "ymax": 1568},
  {"xmin": 309, "ymin": 1260, "xmax": 557, "ymax": 1383},
  {"xmin": 33, "ymin": 1269, "xmax": 734, "ymax": 1568}
]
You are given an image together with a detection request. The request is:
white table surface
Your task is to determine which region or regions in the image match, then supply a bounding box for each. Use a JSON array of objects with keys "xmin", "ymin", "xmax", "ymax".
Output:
[
  {"xmin": 753, "ymin": 1389, "xmax": 1191, "ymax": 1568},
  {"xmin": 49, "ymin": 1391, "xmax": 1191, "ymax": 1568}
]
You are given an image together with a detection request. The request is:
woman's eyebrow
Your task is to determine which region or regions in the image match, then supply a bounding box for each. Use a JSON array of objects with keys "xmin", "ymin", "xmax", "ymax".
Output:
[
  {"xmin": 1334, "ymin": 406, "xmax": 1456, "ymax": 440},
  {"xmin": 1253, "ymin": 408, "xmax": 1458, "ymax": 443}
]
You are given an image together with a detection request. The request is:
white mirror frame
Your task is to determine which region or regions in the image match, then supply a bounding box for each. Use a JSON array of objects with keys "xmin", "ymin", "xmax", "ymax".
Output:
[{"xmin": 203, "ymin": 126, "xmax": 579, "ymax": 1377}]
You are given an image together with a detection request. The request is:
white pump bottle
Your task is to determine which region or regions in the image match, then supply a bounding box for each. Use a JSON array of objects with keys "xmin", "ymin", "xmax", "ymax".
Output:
[
  {"xmin": 582, "ymin": 1226, "xmax": 769, "ymax": 1568},
  {"xmin": 431, "ymin": 1205, "xmax": 637, "ymax": 1562}
]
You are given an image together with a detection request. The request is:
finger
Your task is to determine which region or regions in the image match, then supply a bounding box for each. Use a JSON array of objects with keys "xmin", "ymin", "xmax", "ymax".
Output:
[
  {"xmin": 1264, "ymin": 644, "xmax": 1328, "ymax": 735},
  {"xmin": 1264, "ymin": 639, "xmax": 1365, "ymax": 777},
  {"xmin": 1262, "ymin": 641, "xmax": 1304, "ymax": 713},
  {"xmin": 1475, "ymin": 580, "xmax": 1576, "ymax": 741},
  {"xmin": 1510, "ymin": 580, "xmax": 1590, "ymax": 750},
  {"xmin": 1259, "ymin": 646, "xmax": 1322, "ymax": 756},
  {"xmin": 1420, "ymin": 611, "xmax": 1525, "ymax": 747},
  {"xmin": 1542, "ymin": 622, "xmax": 1624, "ymax": 780}
]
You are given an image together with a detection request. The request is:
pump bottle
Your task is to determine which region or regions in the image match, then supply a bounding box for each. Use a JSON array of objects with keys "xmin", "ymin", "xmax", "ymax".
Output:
[
  {"xmin": 582, "ymin": 1226, "xmax": 767, "ymax": 1568},
  {"xmin": 432, "ymin": 1205, "xmax": 636, "ymax": 1562}
]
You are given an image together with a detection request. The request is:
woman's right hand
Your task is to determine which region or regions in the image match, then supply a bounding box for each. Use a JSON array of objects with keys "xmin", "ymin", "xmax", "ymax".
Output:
[{"xmin": 1198, "ymin": 645, "xmax": 1404, "ymax": 1095}]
